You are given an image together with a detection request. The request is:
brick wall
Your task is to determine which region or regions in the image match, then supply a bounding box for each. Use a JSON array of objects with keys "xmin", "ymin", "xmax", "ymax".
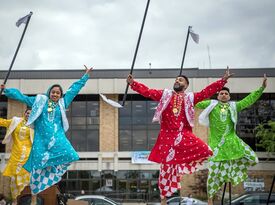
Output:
[{"xmin": 99, "ymin": 94, "xmax": 119, "ymax": 152}]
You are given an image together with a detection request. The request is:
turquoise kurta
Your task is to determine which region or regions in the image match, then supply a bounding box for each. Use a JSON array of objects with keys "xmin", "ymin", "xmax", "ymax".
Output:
[{"xmin": 4, "ymin": 74, "xmax": 89, "ymax": 194}]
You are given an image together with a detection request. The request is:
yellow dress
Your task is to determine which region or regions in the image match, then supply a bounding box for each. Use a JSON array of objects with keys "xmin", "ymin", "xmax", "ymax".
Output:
[{"xmin": 0, "ymin": 117, "xmax": 33, "ymax": 200}]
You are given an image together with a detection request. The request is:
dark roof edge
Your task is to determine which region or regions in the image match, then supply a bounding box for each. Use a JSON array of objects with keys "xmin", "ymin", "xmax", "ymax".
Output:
[{"xmin": 0, "ymin": 68, "xmax": 274, "ymax": 79}]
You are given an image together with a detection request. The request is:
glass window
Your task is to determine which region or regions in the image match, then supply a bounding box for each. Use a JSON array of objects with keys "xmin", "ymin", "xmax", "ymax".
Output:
[
  {"xmin": 242, "ymin": 195, "xmax": 260, "ymax": 204},
  {"xmin": 87, "ymin": 101, "xmax": 99, "ymax": 117},
  {"xmin": 80, "ymin": 180, "xmax": 90, "ymax": 191},
  {"xmin": 71, "ymin": 117, "xmax": 86, "ymax": 129},
  {"xmin": 119, "ymin": 130, "xmax": 132, "ymax": 151},
  {"xmin": 118, "ymin": 95, "xmax": 160, "ymax": 151},
  {"xmin": 133, "ymin": 130, "xmax": 147, "ymax": 151},
  {"xmin": 90, "ymin": 170, "xmax": 101, "ymax": 178},
  {"xmin": 66, "ymin": 95, "xmax": 99, "ymax": 151},
  {"xmin": 72, "ymin": 101, "xmax": 86, "ymax": 116},
  {"xmin": 118, "ymin": 180, "xmax": 127, "ymax": 192},
  {"xmin": 92, "ymin": 179, "xmax": 101, "ymax": 191},
  {"xmin": 236, "ymin": 93, "xmax": 274, "ymax": 151},
  {"xmin": 71, "ymin": 130, "xmax": 87, "ymax": 151},
  {"xmin": 79, "ymin": 171, "xmax": 90, "ymax": 179},
  {"xmin": 127, "ymin": 171, "xmax": 139, "ymax": 179},
  {"xmin": 148, "ymin": 130, "xmax": 159, "ymax": 150},
  {"xmin": 116, "ymin": 171, "xmax": 128, "ymax": 179},
  {"xmin": 67, "ymin": 180, "xmax": 79, "ymax": 190},
  {"xmin": 62, "ymin": 170, "xmax": 160, "ymax": 201},
  {"xmin": 87, "ymin": 130, "xmax": 99, "ymax": 151},
  {"xmin": 132, "ymin": 101, "xmax": 146, "ymax": 116},
  {"xmin": 68, "ymin": 171, "xmax": 77, "ymax": 179},
  {"xmin": 139, "ymin": 171, "xmax": 152, "ymax": 179}
]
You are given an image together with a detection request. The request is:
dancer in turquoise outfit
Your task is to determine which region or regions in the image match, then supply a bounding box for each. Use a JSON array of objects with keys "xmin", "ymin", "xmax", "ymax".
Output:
[{"xmin": 2, "ymin": 66, "xmax": 93, "ymax": 196}]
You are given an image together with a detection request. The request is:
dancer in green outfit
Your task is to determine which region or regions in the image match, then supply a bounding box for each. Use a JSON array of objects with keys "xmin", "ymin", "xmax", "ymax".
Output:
[{"xmin": 196, "ymin": 74, "xmax": 267, "ymax": 205}]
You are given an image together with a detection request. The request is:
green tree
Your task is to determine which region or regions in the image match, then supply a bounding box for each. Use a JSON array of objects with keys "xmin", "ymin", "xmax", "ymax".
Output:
[{"xmin": 255, "ymin": 120, "xmax": 275, "ymax": 153}]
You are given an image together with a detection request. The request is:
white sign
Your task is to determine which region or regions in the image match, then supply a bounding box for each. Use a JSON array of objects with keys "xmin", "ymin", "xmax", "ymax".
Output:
[
  {"xmin": 244, "ymin": 178, "xmax": 265, "ymax": 191},
  {"xmin": 106, "ymin": 179, "xmax": 113, "ymax": 187},
  {"xmin": 131, "ymin": 151, "xmax": 153, "ymax": 164}
]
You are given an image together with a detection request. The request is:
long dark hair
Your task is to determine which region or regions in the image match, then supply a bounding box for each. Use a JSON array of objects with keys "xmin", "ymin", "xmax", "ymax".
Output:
[{"xmin": 24, "ymin": 107, "xmax": 31, "ymax": 114}]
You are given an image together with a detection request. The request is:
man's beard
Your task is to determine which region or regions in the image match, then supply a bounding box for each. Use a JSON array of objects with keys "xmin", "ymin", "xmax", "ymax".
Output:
[{"xmin": 173, "ymin": 84, "xmax": 184, "ymax": 92}]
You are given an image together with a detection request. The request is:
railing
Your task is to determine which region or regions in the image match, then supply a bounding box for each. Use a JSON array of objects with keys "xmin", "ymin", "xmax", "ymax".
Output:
[{"xmin": 1, "ymin": 152, "xmax": 275, "ymax": 172}]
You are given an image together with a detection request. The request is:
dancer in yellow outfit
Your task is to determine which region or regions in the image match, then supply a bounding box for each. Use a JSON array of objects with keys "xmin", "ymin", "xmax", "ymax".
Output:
[{"xmin": 1, "ymin": 108, "xmax": 33, "ymax": 204}]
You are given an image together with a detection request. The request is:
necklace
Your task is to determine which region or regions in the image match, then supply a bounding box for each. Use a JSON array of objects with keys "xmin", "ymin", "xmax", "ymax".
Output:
[
  {"xmin": 48, "ymin": 99, "xmax": 58, "ymax": 122},
  {"xmin": 219, "ymin": 103, "xmax": 229, "ymax": 122},
  {"xmin": 219, "ymin": 103, "xmax": 229, "ymax": 113},
  {"xmin": 172, "ymin": 93, "xmax": 183, "ymax": 116},
  {"xmin": 48, "ymin": 99, "xmax": 58, "ymax": 113},
  {"xmin": 22, "ymin": 118, "xmax": 27, "ymax": 125}
]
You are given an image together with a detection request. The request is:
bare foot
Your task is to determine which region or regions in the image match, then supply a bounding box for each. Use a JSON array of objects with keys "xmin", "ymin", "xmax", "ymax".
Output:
[
  {"xmin": 208, "ymin": 198, "xmax": 213, "ymax": 205},
  {"xmin": 161, "ymin": 197, "xmax": 167, "ymax": 205},
  {"xmin": 31, "ymin": 195, "xmax": 37, "ymax": 205}
]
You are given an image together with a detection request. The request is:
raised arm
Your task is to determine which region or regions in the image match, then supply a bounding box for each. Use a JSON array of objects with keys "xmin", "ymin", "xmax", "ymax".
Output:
[
  {"xmin": 0, "ymin": 118, "xmax": 12, "ymax": 128},
  {"xmin": 195, "ymin": 100, "xmax": 211, "ymax": 109},
  {"xmin": 127, "ymin": 74, "xmax": 163, "ymax": 101},
  {"xmin": 2, "ymin": 85, "xmax": 35, "ymax": 107},
  {"xmin": 63, "ymin": 65, "xmax": 92, "ymax": 108},
  {"xmin": 194, "ymin": 67, "xmax": 233, "ymax": 104},
  {"xmin": 236, "ymin": 74, "xmax": 267, "ymax": 112}
]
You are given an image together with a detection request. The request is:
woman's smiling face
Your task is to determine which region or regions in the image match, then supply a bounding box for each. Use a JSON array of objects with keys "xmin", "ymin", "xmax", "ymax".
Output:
[{"xmin": 49, "ymin": 86, "xmax": 62, "ymax": 102}]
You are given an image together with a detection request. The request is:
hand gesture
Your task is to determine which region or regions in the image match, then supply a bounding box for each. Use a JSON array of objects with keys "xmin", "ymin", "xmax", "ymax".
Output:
[
  {"xmin": 84, "ymin": 65, "xmax": 93, "ymax": 74},
  {"xmin": 127, "ymin": 74, "xmax": 134, "ymax": 85},
  {"xmin": 262, "ymin": 74, "xmax": 267, "ymax": 88},
  {"xmin": 0, "ymin": 84, "xmax": 5, "ymax": 89},
  {"xmin": 222, "ymin": 66, "xmax": 234, "ymax": 81}
]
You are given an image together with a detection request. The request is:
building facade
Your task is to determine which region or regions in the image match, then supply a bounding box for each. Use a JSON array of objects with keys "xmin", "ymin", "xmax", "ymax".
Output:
[{"xmin": 0, "ymin": 68, "xmax": 274, "ymax": 201}]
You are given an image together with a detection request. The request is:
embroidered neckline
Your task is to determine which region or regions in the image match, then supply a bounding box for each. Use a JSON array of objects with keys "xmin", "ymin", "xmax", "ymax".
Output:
[
  {"xmin": 48, "ymin": 99, "xmax": 58, "ymax": 113},
  {"xmin": 172, "ymin": 92, "xmax": 184, "ymax": 117},
  {"xmin": 219, "ymin": 102, "xmax": 229, "ymax": 113}
]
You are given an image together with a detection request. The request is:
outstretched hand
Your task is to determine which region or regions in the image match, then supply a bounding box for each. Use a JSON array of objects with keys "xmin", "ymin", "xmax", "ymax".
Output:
[
  {"xmin": 0, "ymin": 84, "xmax": 5, "ymax": 89},
  {"xmin": 84, "ymin": 65, "xmax": 93, "ymax": 74},
  {"xmin": 262, "ymin": 74, "xmax": 267, "ymax": 88},
  {"xmin": 222, "ymin": 66, "xmax": 234, "ymax": 81},
  {"xmin": 127, "ymin": 74, "xmax": 134, "ymax": 85}
]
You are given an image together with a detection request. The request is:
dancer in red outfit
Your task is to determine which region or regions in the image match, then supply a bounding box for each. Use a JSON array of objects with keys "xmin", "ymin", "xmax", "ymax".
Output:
[{"xmin": 127, "ymin": 68, "xmax": 233, "ymax": 204}]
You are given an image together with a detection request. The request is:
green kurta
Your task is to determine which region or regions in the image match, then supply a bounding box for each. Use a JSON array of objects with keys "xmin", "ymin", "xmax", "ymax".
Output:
[
  {"xmin": 196, "ymin": 86, "xmax": 264, "ymax": 198},
  {"xmin": 196, "ymin": 86, "xmax": 264, "ymax": 161}
]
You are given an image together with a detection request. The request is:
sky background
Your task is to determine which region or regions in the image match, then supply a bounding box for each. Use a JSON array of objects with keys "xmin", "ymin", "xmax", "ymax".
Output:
[{"xmin": 0, "ymin": 0, "xmax": 274, "ymax": 70}]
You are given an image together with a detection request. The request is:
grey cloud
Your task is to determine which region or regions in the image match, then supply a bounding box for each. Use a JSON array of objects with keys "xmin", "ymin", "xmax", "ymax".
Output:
[{"xmin": 0, "ymin": 0, "xmax": 274, "ymax": 70}]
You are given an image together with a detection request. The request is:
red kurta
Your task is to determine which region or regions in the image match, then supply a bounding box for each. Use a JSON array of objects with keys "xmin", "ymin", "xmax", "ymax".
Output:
[{"xmin": 130, "ymin": 78, "xmax": 227, "ymax": 197}]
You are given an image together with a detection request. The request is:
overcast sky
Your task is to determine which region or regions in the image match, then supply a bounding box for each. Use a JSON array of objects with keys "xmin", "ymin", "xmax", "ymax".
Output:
[{"xmin": 0, "ymin": 0, "xmax": 274, "ymax": 71}]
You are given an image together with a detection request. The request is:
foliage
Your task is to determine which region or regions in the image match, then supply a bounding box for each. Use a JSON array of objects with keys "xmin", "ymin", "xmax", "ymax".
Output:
[
  {"xmin": 189, "ymin": 170, "xmax": 208, "ymax": 197},
  {"xmin": 255, "ymin": 120, "xmax": 275, "ymax": 153}
]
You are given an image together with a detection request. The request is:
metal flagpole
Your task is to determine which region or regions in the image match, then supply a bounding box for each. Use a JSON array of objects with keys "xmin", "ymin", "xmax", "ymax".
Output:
[
  {"xmin": 229, "ymin": 182, "xmax": 232, "ymax": 205},
  {"xmin": 0, "ymin": 12, "xmax": 33, "ymax": 96},
  {"xmin": 221, "ymin": 183, "xmax": 227, "ymax": 205},
  {"xmin": 121, "ymin": 0, "xmax": 150, "ymax": 106},
  {"xmin": 267, "ymin": 175, "xmax": 275, "ymax": 205},
  {"xmin": 179, "ymin": 26, "xmax": 191, "ymax": 75}
]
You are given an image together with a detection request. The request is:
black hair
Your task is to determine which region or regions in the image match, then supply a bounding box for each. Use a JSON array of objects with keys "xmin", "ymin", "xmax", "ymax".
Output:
[
  {"xmin": 24, "ymin": 107, "xmax": 31, "ymax": 113},
  {"xmin": 219, "ymin": 87, "xmax": 230, "ymax": 94},
  {"xmin": 48, "ymin": 84, "xmax": 63, "ymax": 97},
  {"xmin": 177, "ymin": 75, "xmax": 189, "ymax": 85}
]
